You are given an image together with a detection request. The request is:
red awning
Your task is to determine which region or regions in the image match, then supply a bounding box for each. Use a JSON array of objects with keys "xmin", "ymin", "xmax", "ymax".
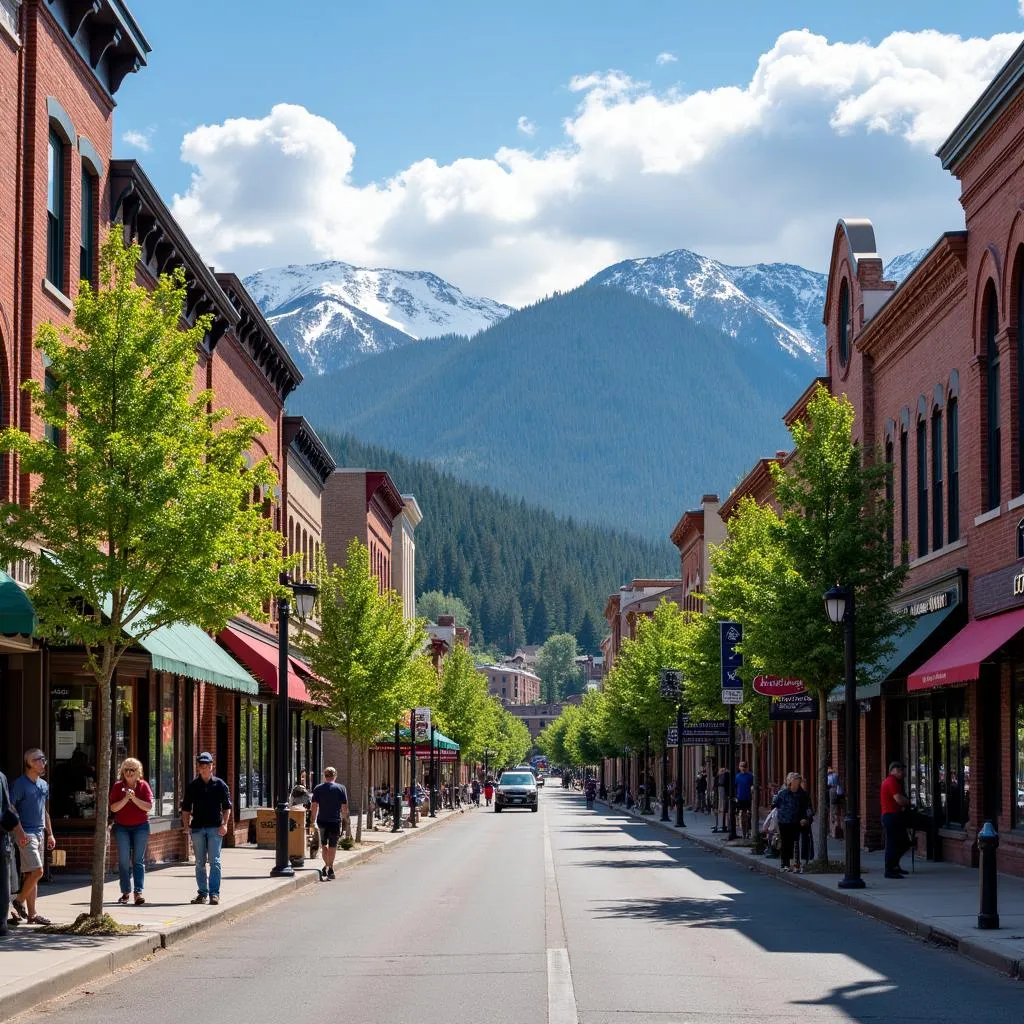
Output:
[
  {"xmin": 907, "ymin": 607, "xmax": 1024, "ymax": 691},
  {"xmin": 219, "ymin": 625, "xmax": 313, "ymax": 704}
]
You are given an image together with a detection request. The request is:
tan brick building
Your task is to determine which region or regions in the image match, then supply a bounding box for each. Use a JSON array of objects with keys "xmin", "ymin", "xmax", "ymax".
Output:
[{"xmin": 481, "ymin": 663, "xmax": 541, "ymax": 704}]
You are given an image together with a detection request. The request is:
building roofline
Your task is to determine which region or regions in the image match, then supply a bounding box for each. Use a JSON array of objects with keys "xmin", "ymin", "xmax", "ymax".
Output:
[
  {"xmin": 938, "ymin": 40, "xmax": 1024, "ymax": 171},
  {"xmin": 783, "ymin": 376, "xmax": 830, "ymax": 428},
  {"xmin": 399, "ymin": 494, "xmax": 424, "ymax": 527},
  {"xmin": 719, "ymin": 456, "xmax": 783, "ymax": 521},
  {"xmin": 284, "ymin": 416, "xmax": 336, "ymax": 486},
  {"xmin": 669, "ymin": 508, "xmax": 704, "ymax": 549}
]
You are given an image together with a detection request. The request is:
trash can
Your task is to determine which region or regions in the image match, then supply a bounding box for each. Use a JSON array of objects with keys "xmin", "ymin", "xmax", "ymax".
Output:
[
  {"xmin": 255, "ymin": 808, "xmax": 277, "ymax": 849},
  {"xmin": 288, "ymin": 807, "xmax": 306, "ymax": 866}
]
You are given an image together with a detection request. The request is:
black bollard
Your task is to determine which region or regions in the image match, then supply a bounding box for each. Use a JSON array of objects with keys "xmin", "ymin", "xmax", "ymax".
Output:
[{"xmin": 977, "ymin": 821, "xmax": 999, "ymax": 930}]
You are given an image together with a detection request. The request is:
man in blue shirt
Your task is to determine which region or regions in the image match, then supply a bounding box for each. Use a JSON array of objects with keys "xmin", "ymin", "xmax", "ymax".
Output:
[
  {"xmin": 10, "ymin": 749, "xmax": 55, "ymax": 925},
  {"xmin": 734, "ymin": 761, "xmax": 755, "ymax": 840},
  {"xmin": 309, "ymin": 767, "xmax": 350, "ymax": 881}
]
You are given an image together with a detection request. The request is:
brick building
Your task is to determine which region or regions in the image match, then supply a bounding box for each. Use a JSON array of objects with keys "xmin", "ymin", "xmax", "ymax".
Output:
[
  {"xmin": 392, "ymin": 494, "xmax": 423, "ymax": 621},
  {"xmin": 506, "ymin": 699, "xmax": 582, "ymax": 742},
  {"xmin": 481, "ymin": 663, "xmax": 541, "ymax": 704},
  {"xmin": 670, "ymin": 494, "xmax": 726, "ymax": 614}
]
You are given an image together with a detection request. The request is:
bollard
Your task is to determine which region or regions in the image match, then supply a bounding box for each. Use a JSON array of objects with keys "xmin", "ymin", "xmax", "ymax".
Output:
[{"xmin": 977, "ymin": 820, "xmax": 999, "ymax": 930}]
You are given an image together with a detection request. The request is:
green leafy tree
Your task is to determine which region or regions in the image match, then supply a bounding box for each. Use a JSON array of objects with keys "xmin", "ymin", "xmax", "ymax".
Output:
[
  {"xmin": 537, "ymin": 711, "xmax": 572, "ymax": 766},
  {"xmin": 535, "ymin": 632, "xmax": 582, "ymax": 702},
  {"xmin": 565, "ymin": 689, "xmax": 611, "ymax": 766},
  {"xmin": 297, "ymin": 539, "xmax": 430, "ymax": 842},
  {"xmin": 0, "ymin": 232, "xmax": 286, "ymax": 918},
  {"xmin": 417, "ymin": 590, "xmax": 472, "ymax": 630},
  {"xmin": 434, "ymin": 643, "xmax": 491, "ymax": 784},
  {"xmin": 703, "ymin": 386, "xmax": 908, "ymax": 863}
]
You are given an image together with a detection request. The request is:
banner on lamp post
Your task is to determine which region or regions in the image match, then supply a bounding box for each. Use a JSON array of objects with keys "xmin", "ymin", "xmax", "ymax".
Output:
[
  {"xmin": 413, "ymin": 707, "xmax": 431, "ymax": 742},
  {"xmin": 720, "ymin": 621, "xmax": 743, "ymax": 705}
]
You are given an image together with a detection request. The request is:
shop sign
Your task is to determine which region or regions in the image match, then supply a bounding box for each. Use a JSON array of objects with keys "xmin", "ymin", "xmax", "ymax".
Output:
[
  {"xmin": 679, "ymin": 719, "xmax": 730, "ymax": 743},
  {"xmin": 903, "ymin": 590, "xmax": 951, "ymax": 617},
  {"xmin": 752, "ymin": 675, "xmax": 805, "ymax": 697},
  {"xmin": 769, "ymin": 693, "xmax": 818, "ymax": 720},
  {"xmin": 974, "ymin": 563, "xmax": 1024, "ymax": 618},
  {"xmin": 720, "ymin": 621, "xmax": 743, "ymax": 705}
]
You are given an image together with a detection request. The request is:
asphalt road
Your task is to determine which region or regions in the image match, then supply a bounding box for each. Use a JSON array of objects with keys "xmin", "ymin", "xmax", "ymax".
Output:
[{"xmin": 18, "ymin": 788, "xmax": 1024, "ymax": 1023}]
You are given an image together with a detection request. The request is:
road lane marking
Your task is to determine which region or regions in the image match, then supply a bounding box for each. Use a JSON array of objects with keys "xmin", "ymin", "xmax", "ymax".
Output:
[{"xmin": 544, "ymin": 814, "xmax": 579, "ymax": 1024}]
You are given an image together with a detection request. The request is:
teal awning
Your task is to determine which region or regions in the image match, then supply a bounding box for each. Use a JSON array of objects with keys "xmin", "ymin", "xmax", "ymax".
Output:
[
  {"xmin": 0, "ymin": 571, "xmax": 37, "ymax": 637},
  {"xmin": 131, "ymin": 619, "xmax": 259, "ymax": 695},
  {"xmin": 829, "ymin": 600, "xmax": 959, "ymax": 704},
  {"xmin": 375, "ymin": 726, "xmax": 460, "ymax": 751}
]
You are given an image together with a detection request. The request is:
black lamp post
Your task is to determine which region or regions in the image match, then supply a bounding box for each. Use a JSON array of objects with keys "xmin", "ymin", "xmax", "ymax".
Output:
[
  {"xmin": 824, "ymin": 584, "xmax": 865, "ymax": 889},
  {"xmin": 271, "ymin": 575, "xmax": 318, "ymax": 877}
]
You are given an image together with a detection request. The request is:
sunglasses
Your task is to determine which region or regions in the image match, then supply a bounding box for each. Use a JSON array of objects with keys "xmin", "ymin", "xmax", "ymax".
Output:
[
  {"xmin": 124, "ymin": 769, "xmax": 138, "ymax": 775},
  {"xmin": 32, "ymin": 756, "xmax": 47, "ymax": 765}
]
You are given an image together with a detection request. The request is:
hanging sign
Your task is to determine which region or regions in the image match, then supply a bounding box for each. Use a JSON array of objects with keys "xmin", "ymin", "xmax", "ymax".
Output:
[
  {"xmin": 659, "ymin": 668, "xmax": 683, "ymax": 700},
  {"xmin": 720, "ymin": 621, "xmax": 743, "ymax": 705},
  {"xmin": 752, "ymin": 676, "xmax": 806, "ymax": 697},
  {"xmin": 413, "ymin": 707, "xmax": 431, "ymax": 742},
  {"xmin": 768, "ymin": 693, "xmax": 818, "ymax": 720}
]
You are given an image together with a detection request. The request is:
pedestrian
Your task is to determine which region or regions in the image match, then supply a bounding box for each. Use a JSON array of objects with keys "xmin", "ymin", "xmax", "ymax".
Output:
[
  {"xmin": 1, "ymin": 768, "xmax": 28, "ymax": 935},
  {"xmin": 471, "ymin": 778, "xmax": 481, "ymax": 806},
  {"xmin": 734, "ymin": 761, "xmax": 754, "ymax": 839},
  {"xmin": 10, "ymin": 749, "xmax": 55, "ymax": 925},
  {"xmin": 714, "ymin": 765, "xmax": 731, "ymax": 833},
  {"xmin": 772, "ymin": 772, "xmax": 811, "ymax": 872},
  {"xmin": 484, "ymin": 779, "xmax": 494, "ymax": 806},
  {"xmin": 110, "ymin": 757, "xmax": 153, "ymax": 906},
  {"xmin": 798, "ymin": 777, "xmax": 815, "ymax": 864},
  {"xmin": 180, "ymin": 752, "xmax": 232, "ymax": 906},
  {"xmin": 880, "ymin": 761, "xmax": 910, "ymax": 879},
  {"xmin": 695, "ymin": 770, "xmax": 708, "ymax": 813},
  {"xmin": 309, "ymin": 767, "xmax": 350, "ymax": 881}
]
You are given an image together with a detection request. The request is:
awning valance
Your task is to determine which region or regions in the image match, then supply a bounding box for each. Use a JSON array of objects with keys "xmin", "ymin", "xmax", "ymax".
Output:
[
  {"xmin": 829, "ymin": 599, "xmax": 959, "ymax": 703},
  {"xmin": 374, "ymin": 726, "xmax": 460, "ymax": 752},
  {"xmin": 219, "ymin": 624, "xmax": 313, "ymax": 704},
  {"xmin": 908, "ymin": 606, "xmax": 1024, "ymax": 691},
  {"xmin": 133, "ymin": 619, "xmax": 259, "ymax": 694},
  {"xmin": 0, "ymin": 571, "xmax": 37, "ymax": 637}
]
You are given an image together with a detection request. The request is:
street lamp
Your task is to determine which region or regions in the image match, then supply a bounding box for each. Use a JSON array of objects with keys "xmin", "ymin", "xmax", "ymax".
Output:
[
  {"xmin": 823, "ymin": 584, "xmax": 864, "ymax": 890},
  {"xmin": 271, "ymin": 575, "xmax": 319, "ymax": 877}
]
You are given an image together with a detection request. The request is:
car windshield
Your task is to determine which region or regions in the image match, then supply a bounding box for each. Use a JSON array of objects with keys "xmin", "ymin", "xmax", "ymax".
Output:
[{"xmin": 500, "ymin": 773, "xmax": 534, "ymax": 786}]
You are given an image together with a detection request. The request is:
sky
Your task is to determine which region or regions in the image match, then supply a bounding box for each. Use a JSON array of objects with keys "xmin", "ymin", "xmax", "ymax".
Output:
[{"xmin": 116, "ymin": 1, "xmax": 1024, "ymax": 305}]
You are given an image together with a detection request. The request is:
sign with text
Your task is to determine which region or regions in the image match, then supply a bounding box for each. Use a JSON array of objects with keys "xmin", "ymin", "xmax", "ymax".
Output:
[
  {"xmin": 413, "ymin": 707, "xmax": 431, "ymax": 741},
  {"xmin": 752, "ymin": 675, "xmax": 806, "ymax": 697},
  {"xmin": 720, "ymin": 620, "xmax": 743, "ymax": 704},
  {"xmin": 768, "ymin": 693, "xmax": 818, "ymax": 720},
  {"xmin": 679, "ymin": 719, "xmax": 730, "ymax": 743},
  {"xmin": 666, "ymin": 725, "xmax": 678, "ymax": 746},
  {"xmin": 659, "ymin": 668, "xmax": 683, "ymax": 700}
]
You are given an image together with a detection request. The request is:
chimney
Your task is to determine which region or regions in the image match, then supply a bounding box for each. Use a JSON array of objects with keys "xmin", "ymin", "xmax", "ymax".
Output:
[
  {"xmin": 775, "ymin": 450, "xmax": 788, "ymax": 460},
  {"xmin": 437, "ymin": 615, "xmax": 455, "ymax": 627}
]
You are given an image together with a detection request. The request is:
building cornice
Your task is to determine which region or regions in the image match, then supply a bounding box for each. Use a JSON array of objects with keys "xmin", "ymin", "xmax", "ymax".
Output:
[
  {"xmin": 783, "ymin": 376, "xmax": 830, "ymax": 429},
  {"xmin": 720, "ymin": 457, "xmax": 781, "ymax": 521},
  {"xmin": 284, "ymin": 416, "xmax": 335, "ymax": 487},
  {"xmin": 669, "ymin": 508, "xmax": 703, "ymax": 549}
]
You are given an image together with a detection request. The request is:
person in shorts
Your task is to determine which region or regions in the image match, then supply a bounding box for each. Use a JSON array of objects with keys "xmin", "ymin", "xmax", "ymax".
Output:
[
  {"xmin": 10, "ymin": 749, "xmax": 55, "ymax": 925},
  {"xmin": 734, "ymin": 761, "xmax": 754, "ymax": 839},
  {"xmin": 309, "ymin": 767, "xmax": 349, "ymax": 881}
]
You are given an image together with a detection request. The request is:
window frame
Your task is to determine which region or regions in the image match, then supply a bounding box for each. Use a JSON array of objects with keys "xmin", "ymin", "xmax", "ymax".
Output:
[
  {"xmin": 932, "ymin": 406, "xmax": 944, "ymax": 551},
  {"xmin": 985, "ymin": 286, "xmax": 1001, "ymax": 510},
  {"xmin": 948, "ymin": 396, "xmax": 960, "ymax": 542},
  {"xmin": 837, "ymin": 280, "xmax": 850, "ymax": 368},
  {"xmin": 79, "ymin": 168, "xmax": 96, "ymax": 287},
  {"xmin": 916, "ymin": 415, "xmax": 928, "ymax": 558},
  {"xmin": 46, "ymin": 128, "xmax": 67, "ymax": 292},
  {"xmin": 899, "ymin": 426, "xmax": 909, "ymax": 564}
]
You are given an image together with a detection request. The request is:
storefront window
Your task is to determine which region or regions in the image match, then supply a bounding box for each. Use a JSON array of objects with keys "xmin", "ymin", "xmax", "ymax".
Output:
[
  {"xmin": 114, "ymin": 683, "xmax": 134, "ymax": 768},
  {"xmin": 935, "ymin": 688, "xmax": 970, "ymax": 829},
  {"xmin": 50, "ymin": 681, "xmax": 97, "ymax": 820},
  {"xmin": 904, "ymin": 698, "xmax": 932, "ymax": 813},
  {"xmin": 147, "ymin": 677, "xmax": 178, "ymax": 817},
  {"xmin": 1015, "ymin": 678, "xmax": 1024, "ymax": 828},
  {"xmin": 238, "ymin": 699, "xmax": 269, "ymax": 808}
]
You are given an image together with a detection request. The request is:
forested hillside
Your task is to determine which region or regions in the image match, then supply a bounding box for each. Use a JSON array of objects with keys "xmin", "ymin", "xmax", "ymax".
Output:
[
  {"xmin": 318, "ymin": 432, "xmax": 677, "ymax": 652},
  {"xmin": 292, "ymin": 286, "xmax": 801, "ymax": 537}
]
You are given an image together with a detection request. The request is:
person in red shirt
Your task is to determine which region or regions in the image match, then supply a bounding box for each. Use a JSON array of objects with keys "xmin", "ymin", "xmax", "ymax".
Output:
[
  {"xmin": 880, "ymin": 761, "xmax": 910, "ymax": 879},
  {"xmin": 110, "ymin": 757, "xmax": 153, "ymax": 905}
]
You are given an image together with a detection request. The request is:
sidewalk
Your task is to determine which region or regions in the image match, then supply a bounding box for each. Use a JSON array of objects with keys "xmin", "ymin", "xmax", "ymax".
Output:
[
  {"xmin": 603, "ymin": 801, "xmax": 1024, "ymax": 980},
  {"xmin": 0, "ymin": 806, "xmax": 466, "ymax": 1019}
]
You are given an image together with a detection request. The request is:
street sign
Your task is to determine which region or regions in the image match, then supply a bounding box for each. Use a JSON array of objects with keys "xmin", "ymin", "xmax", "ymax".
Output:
[
  {"xmin": 413, "ymin": 707, "xmax": 431, "ymax": 741},
  {"xmin": 720, "ymin": 621, "xmax": 743, "ymax": 704},
  {"xmin": 666, "ymin": 725, "xmax": 678, "ymax": 746},
  {"xmin": 660, "ymin": 668, "xmax": 683, "ymax": 700},
  {"xmin": 769, "ymin": 693, "xmax": 818, "ymax": 720},
  {"xmin": 678, "ymin": 719, "xmax": 730, "ymax": 743},
  {"xmin": 752, "ymin": 675, "xmax": 806, "ymax": 697}
]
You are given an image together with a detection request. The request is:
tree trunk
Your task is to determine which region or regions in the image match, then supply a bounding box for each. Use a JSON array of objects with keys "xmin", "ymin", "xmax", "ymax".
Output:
[
  {"xmin": 355, "ymin": 746, "xmax": 366, "ymax": 843},
  {"xmin": 90, "ymin": 654, "xmax": 115, "ymax": 917},
  {"xmin": 816, "ymin": 690, "xmax": 829, "ymax": 865},
  {"xmin": 345, "ymin": 721, "xmax": 354, "ymax": 841},
  {"xmin": 752, "ymin": 732, "xmax": 761, "ymax": 841}
]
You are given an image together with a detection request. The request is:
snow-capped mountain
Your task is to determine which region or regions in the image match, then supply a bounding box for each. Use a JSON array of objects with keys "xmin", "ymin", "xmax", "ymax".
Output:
[
  {"xmin": 883, "ymin": 247, "xmax": 930, "ymax": 285},
  {"xmin": 586, "ymin": 249, "xmax": 827, "ymax": 365},
  {"xmin": 244, "ymin": 261, "xmax": 513, "ymax": 376}
]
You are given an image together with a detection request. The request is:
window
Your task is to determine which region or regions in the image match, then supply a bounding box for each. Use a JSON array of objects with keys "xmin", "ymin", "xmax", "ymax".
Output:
[
  {"xmin": 932, "ymin": 408, "xmax": 943, "ymax": 551},
  {"xmin": 916, "ymin": 417, "xmax": 928, "ymax": 558},
  {"xmin": 46, "ymin": 129, "xmax": 65, "ymax": 291},
  {"xmin": 985, "ymin": 286, "xmax": 1001, "ymax": 510},
  {"xmin": 885, "ymin": 437, "xmax": 894, "ymax": 564},
  {"xmin": 238, "ymin": 698, "xmax": 269, "ymax": 809},
  {"xmin": 838, "ymin": 280, "xmax": 850, "ymax": 367},
  {"xmin": 904, "ymin": 701, "xmax": 933, "ymax": 815},
  {"xmin": 44, "ymin": 370, "xmax": 62, "ymax": 447},
  {"xmin": 147, "ymin": 677, "xmax": 178, "ymax": 817},
  {"xmin": 900, "ymin": 427, "xmax": 909, "ymax": 564},
  {"xmin": 948, "ymin": 397, "xmax": 959, "ymax": 542},
  {"xmin": 50, "ymin": 680, "xmax": 98, "ymax": 820},
  {"xmin": 1016, "ymin": 669, "xmax": 1024, "ymax": 828},
  {"xmin": 1019, "ymin": 258, "xmax": 1024, "ymax": 494},
  {"xmin": 80, "ymin": 170, "xmax": 95, "ymax": 285}
]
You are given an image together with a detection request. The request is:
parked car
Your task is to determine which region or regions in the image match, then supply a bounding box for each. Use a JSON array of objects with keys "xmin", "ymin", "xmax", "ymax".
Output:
[{"xmin": 494, "ymin": 771, "xmax": 539, "ymax": 812}]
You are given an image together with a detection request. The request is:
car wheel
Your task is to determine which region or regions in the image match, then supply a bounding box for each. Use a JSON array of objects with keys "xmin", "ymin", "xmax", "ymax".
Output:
[
  {"xmin": 495, "ymin": 806, "xmax": 502, "ymax": 812},
  {"xmin": 531, "ymin": 805, "xmax": 538, "ymax": 812}
]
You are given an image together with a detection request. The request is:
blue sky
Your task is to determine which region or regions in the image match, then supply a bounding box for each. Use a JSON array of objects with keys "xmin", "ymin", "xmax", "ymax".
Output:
[{"xmin": 117, "ymin": 1, "xmax": 1024, "ymax": 303}]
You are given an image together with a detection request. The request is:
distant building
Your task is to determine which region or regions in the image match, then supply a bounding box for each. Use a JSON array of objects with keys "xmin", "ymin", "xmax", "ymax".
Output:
[
  {"xmin": 391, "ymin": 495, "xmax": 423, "ymax": 620},
  {"xmin": 670, "ymin": 494, "xmax": 727, "ymax": 614},
  {"xmin": 603, "ymin": 579, "xmax": 683, "ymax": 670},
  {"xmin": 480, "ymin": 664, "xmax": 541, "ymax": 704},
  {"xmin": 426, "ymin": 614, "xmax": 471, "ymax": 670},
  {"xmin": 505, "ymin": 696, "xmax": 583, "ymax": 740}
]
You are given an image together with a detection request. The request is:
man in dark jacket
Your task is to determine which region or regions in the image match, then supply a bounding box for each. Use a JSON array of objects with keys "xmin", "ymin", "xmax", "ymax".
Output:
[
  {"xmin": 180, "ymin": 752, "xmax": 232, "ymax": 906},
  {"xmin": 772, "ymin": 772, "xmax": 812, "ymax": 871},
  {"xmin": 1, "ymin": 769, "xmax": 28, "ymax": 936}
]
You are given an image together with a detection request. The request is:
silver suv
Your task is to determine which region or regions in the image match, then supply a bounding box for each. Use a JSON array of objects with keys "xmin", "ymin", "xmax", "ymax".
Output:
[{"xmin": 495, "ymin": 770, "xmax": 539, "ymax": 812}]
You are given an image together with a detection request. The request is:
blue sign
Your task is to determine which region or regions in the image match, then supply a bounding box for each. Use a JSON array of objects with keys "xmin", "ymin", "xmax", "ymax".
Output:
[
  {"xmin": 720, "ymin": 620, "xmax": 743, "ymax": 704},
  {"xmin": 678, "ymin": 720, "xmax": 730, "ymax": 743}
]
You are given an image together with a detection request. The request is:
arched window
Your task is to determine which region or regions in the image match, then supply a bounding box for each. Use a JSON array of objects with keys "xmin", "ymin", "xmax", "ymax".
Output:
[
  {"xmin": 884, "ymin": 436, "xmax": 894, "ymax": 564},
  {"xmin": 948, "ymin": 394, "xmax": 959, "ymax": 541},
  {"xmin": 932, "ymin": 403, "xmax": 943, "ymax": 551},
  {"xmin": 917, "ymin": 411, "xmax": 928, "ymax": 558},
  {"xmin": 899, "ymin": 423, "xmax": 909, "ymax": 564},
  {"xmin": 985, "ymin": 283, "xmax": 1001, "ymax": 510},
  {"xmin": 838, "ymin": 280, "xmax": 850, "ymax": 367},
  {"xmin": 1018, "ymin": 254, "xmax": 1024, "ymax": 493}
]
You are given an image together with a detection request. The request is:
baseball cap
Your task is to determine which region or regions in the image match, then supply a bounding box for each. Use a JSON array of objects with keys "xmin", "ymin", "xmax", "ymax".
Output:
[{"xmin": 197, "ymin": 752, "xmax": 214, "ymax": 764}]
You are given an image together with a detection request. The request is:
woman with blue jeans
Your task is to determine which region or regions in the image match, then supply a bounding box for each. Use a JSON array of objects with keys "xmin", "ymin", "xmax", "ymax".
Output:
[{"xmin": 109, "ymin": 758, "xmax": 153, "ymax": 906}]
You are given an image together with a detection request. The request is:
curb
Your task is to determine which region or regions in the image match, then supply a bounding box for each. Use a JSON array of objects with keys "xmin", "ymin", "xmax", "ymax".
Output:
[
  {"xmin": 1, "ymin": 808, "xmax": 467, "ymax": 1020},
  {"xmin": 600, "ymin": 801, "xmax": 1022, "ymax": 981}
]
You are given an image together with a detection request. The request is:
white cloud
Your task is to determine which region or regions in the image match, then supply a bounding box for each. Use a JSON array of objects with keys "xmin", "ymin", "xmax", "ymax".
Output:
[
  {"xmin": 656, "ymin": 52, "xmax": 678, "ymax": 65},
  {"xmin": 122, "ymin": 129, "xmax": 152, "ymax": 152},
  {"xmin": 172, "ymin": 28, "xmax": 1023, "ymax": 306},
  {"xmin": 517, "ymin": 116, "xmax": 537, "ymax": 137}
]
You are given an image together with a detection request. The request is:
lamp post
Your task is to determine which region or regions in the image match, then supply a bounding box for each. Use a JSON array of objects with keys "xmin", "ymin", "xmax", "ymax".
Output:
[
  {"xmin": 824, "ymin": 584, "xmax": 865, "ymax": 889},
  {"xmin": 391, "ymin": 721, "xmax": 403, "ymax": 833},
  {"xmin": 271, "ymin": 575, "xmax": 318, "ymax": 877},
  {"xmin": 429, "ymin": 724, "xmax": 438, "ymax": 817}
]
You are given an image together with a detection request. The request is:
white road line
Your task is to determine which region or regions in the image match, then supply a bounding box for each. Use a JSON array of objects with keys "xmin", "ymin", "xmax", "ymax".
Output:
[{"xmin": 544, "ymin": 814, "xmax": 579, "ymax": 1024}]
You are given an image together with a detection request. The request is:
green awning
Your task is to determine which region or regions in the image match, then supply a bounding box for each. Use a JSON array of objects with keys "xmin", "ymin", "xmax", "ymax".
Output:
[
  {"xmin": 130, "ymin": 619, "xmax": 259, "ymax": 695},
  {"xmin": 829, "ymin": 600, "xmax": 959, "ymax": 704},
  {"xmin": 0, "ymin": 571, "xmax": 37, "ymax": 636},
  {"xmin": 375, "ymin": 726, "xmax": 460, "ymax": 751}
]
